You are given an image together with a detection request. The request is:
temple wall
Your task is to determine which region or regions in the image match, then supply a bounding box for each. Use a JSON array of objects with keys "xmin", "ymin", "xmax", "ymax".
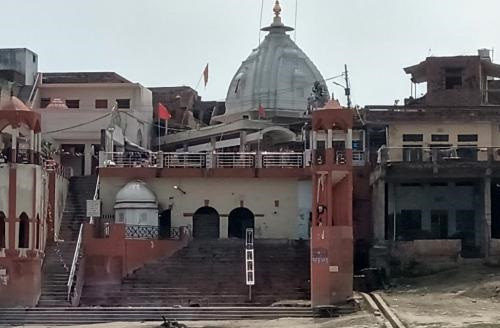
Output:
[{"xmin": 100, "ymin": 176, "xmax": 312, "ymax": 240}]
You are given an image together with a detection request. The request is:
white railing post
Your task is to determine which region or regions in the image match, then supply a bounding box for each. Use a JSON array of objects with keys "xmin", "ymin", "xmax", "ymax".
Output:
[
  {"xmin": 67, "ymin": 223, "xmax": 83, "ymax": 301},
  {"xmin": 157, "ymin": 151, "xmax": 164, "ymax": 168}
]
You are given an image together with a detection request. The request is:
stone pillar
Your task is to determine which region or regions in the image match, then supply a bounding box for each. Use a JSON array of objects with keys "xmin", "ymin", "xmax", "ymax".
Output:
[
  {"xmin": 326, "ymin": 129, "xmax": 333, "ymax": 149},
  {"xmin": 209, "ymin": 137, "xmax": 216, "ymax": 169},
  {"xmin": 84, "ymin": 143, "xmax": 92, "ymax": 176},
  {"xmin": 29, "ymin": 130, "xmax": 35, "ymax": 163},
  {"xmin": 484, "ymin": 176, "xmax": 492, "ymax": 257},
  {"xmin": 372, "ymin": 179, "xmax": 386, "ymax": 242},
  {"xmin": 239, "ymin": 131, "xmax": 247, "ymax": 152},
  {"xmin": 11, "ymin": 129, "xmax": 17, "ymax": 162}
]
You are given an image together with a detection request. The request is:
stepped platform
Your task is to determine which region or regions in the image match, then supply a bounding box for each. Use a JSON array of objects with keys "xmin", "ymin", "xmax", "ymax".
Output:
[
  {"xmin": 81, "ymin": 238, "xmax": 310, "ymax": 307},
  {"xmin": 0, "ymin": 306, "xmax": 314, "ymax": 325}
]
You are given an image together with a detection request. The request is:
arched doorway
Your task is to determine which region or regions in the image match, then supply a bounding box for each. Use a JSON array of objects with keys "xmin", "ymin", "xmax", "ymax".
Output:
[
  {"xmin": 19, "ymin": 212, "xmax": 29, "ymax": 248},
  {"xmin": 193, "ymin": 206, "xmax": 220, "ymax": 239},
  {"xmin": 159, "ymin": 209, "xmax": 171, "ymax": 239},
  {"xmin": 228, "ymin": 207, "xmax": 255, "ymax": 239}
]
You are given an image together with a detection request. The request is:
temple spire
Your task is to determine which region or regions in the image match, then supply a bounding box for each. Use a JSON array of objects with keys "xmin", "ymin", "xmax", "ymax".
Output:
[{"xmin": 273, "ymin": 0, "xmax": 282, "ymax": 17}]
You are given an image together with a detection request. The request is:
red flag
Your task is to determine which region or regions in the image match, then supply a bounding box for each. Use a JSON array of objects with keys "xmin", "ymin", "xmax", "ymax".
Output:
[
  {"xmin": 203, "ymin": 64, "xmax": 209, "ymax": 87},
  {"xmin": 157, "ymin": 102, "xmax": 171, "ymax": 120},
  {"xmin": 258, "ymin": 104, "xmax": 266, "ymax": 118}
]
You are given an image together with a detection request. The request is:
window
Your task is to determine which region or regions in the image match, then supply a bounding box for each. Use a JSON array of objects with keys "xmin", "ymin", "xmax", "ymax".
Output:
[
  {"xmin": 116, "ymin": 99, "xmax": 130, "ymax": 109},
  {"xmin": 397, "ymin": 210, "xmax": 422, "ymax": 240},
  {"xmin": 445, "ymin": 67, "xmax": 463, "ymax": 89},
  {"xmin": 95, "ymin": 99, "xmax": 108, "ymax": 109},
  {"xmin": 432, "ymin": 134, "xmax": 449, "ymax": 142},
  {"xmin": 402, "ymin": 145, "xmax": 422, "ymax": 162},
  {"xmin": 18, "ymin": 212, "xmax": 29, "ymax": 248},
  {"xmin": 32, "ymin": 54, "xmax": 36, "ymax": 63},
  {"xmin": 455, "ymin": 210, "xmax": 475, "ymax": 240},
  {"xmin": 0, "ymin": 211, "xmax": 5, "ymax": 249},
  {"xmin": 35, "ymin": 214, "xmax": 40, "ymax": 250},
  {"xmin": 41, "ymin": 98, "xmax": 51, "ymax": 108},
  {"xmin": 457, "ymin": 146, "xmax": 478, "ymax": 161},
  {"xmin": 431, "ymin": 210, "xmax": 449, "ymax": 239},
  {"xmin": 458, "ymin": 134, "xmax": 478, "ymax": 142},
  {"xmin": 65, "ymin": 99, "xmax": 80, "ymax": 109},
  {"xmin": 400, "ymin": 183, "xmax": 422, "ymax": 187},
  {"xmin": 402, "ymin": 134, "xmax": 423, "ymax": 142}
]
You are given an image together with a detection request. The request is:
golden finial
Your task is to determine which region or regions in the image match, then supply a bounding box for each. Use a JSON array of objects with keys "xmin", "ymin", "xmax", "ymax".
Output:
[{"xmin": 273, "ymin": 0, "xmax": 282, "ymax": 17}]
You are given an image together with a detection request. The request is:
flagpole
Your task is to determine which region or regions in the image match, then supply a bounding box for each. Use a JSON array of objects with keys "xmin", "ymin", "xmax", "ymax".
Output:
[{"xmin": 158, "ymin": 119, "xmax": 161, "ymax": 151}]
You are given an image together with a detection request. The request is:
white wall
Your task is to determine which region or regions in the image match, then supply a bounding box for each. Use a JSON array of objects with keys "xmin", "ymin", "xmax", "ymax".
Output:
[
  {"xmin": 35, "ymin": 83, "xmax": 153, "ymax": 149},
  {"xmin": 100, "ymin": 176, "xmax": 311, "ymax": 240}
]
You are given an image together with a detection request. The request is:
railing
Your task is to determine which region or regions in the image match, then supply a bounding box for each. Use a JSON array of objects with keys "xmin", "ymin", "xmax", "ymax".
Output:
[
  {"xmin": 42, "ymin": 158, "xmax": 72, "ymax": 178},
  {"xmin": 125, "ymin": 225, "xmax": 182, "ymax": 240},
  {"xmin": 164, "ymin": 152, "xmax": 206, "ymax": 168},
  {"xmin": 262, "ymin": 152, "xmax": 303, "ymax": 168},
  {"xmin": 28, "ymin": 72, "xmax": 41, "ymax": 105},
  {"xmin": 216, "ymin": 152, "xmax": 255, "ymax": 168},
  {"xmin": 67, "ymin": 175, "xmax": 99, "ymax": 302},
  {"xmin": 67, "ymin": 224, "xmax": 83, "ymax": 301},
  {"xmin": 377, "ymin": 146, "xmax": 500, "ymax": 164},
  {"xmin": 100, "ymin": 151, "xmax": 366, "ymax": 169},
  {"xmin": 0, "ymin": 149, "xmax": 43, "ymax": 166},
  {"xmin": 106, "ymin": 152, "xmax": 159, "ymax": 168},
  {"xmin": 353, "ymin": 150, "xmax": 365, "ymax": 162}
]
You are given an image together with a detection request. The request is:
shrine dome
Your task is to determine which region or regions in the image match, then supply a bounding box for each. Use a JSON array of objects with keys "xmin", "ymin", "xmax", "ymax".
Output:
[
  {"xmin": 115, "ymin": 180, "xmax": 157, "ymax": 208},
  {"xmin": 0, "ymin": 96, "xmax": 31, "ymax": 111},
  {"xmin": 213, "ymin": 0, "xmax": 328, "ymax": 123}
]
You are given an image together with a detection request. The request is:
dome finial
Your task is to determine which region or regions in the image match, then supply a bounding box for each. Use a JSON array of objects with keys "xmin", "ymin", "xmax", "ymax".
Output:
[{"xmin": 273, "ymin": 0, "xmax": 282, "ymax": 17}]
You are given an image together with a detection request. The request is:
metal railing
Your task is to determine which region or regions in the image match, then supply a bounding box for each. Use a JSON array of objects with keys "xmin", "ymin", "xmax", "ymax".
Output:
[
  {"xmin": 125, "ymin": 225, "xmax": 182, "ymax": 240},
  {"xmin": 262, "ymin": 152, "xmax": 303, "ymax": 168},
  {"xmin": 377, "ymin": 146, "xmax": 500, "ymax": 164},
  {"xmin": 67, "ymin": 175, "xmax": 99, "ymax": 302},
  {"xmin": 353, "ymin": 150, "xmax": 365, "ymax": 162},
  {"xmin": 107, "ymin": 152, "xmax": 159, "ymax": 168},
  {"xmin": 100, "ymin": 150, "xmax": 367, "ymax": 169},
  {"xmin": 215, "ymin": 152, "xmax": 255, "ymax": 168},
  {"xmin": 67, "ymin": 224, "xmax": 83, "ymax": 301},
  {"xmin": 164, "ymin": 152, "xmax": 206, "ymax": 168}
]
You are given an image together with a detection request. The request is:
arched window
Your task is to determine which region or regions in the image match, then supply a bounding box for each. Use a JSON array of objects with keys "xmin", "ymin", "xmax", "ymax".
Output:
[
  {"xmin": 18, "ymin": 212, "xmax": 30, "ymax": 249},
  {"xmin": 0, "ymin": 211, "xmax": 6, "ymax": 249}
]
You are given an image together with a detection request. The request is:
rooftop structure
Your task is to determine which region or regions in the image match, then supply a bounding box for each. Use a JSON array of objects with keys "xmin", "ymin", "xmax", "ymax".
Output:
[{"xmin": 213, "ymin": 0, "xmax": 327, "ymax": 124}]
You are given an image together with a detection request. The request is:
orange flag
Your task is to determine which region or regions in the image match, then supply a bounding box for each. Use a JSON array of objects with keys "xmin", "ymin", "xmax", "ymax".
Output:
[
  {"xmin": 157, "ymin": 102, "xmax": 171, "ymax": 120},
  {"xmin": 203, "ymin": 64, "xmax": 209, "ymax": 87},
  {"xmin": 258, "ymin": 104, "xmax": 266, "ymax": 119}
]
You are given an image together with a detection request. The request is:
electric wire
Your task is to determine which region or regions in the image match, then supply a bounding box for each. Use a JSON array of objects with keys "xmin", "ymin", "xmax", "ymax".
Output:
[{"xmin": 43, "ymin": 112, "xmax": 112, "ymax": 134}]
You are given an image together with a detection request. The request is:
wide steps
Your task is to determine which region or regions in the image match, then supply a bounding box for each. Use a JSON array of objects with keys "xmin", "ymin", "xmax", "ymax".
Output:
[{"xmin": 0, "ymin": 307, "xmax": 313, "ymax": 325}]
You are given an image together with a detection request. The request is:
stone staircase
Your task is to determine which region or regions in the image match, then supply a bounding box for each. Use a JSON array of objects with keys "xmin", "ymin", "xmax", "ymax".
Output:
[
  {"xmin": 38, "ymin": 175, "xmax": 97, "ymax": 307},
  {"xmin": 0, "ymin": 307, "xmax": 314, "ymax": 325},
  {"xmin": 81, "ymin": 239, "xmax": 310, "ymax": 307}
]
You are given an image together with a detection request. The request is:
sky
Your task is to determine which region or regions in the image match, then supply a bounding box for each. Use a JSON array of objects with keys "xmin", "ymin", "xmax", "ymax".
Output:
[{"xmin": 2, "ymin": 0, "xmax": 500, "ymax": 106}]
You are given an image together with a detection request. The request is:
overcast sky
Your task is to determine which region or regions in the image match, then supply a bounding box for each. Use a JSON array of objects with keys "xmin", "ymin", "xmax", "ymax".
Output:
[{"xmin": 2, "ymin": 0, "xmax": 500, "ymax": 106}]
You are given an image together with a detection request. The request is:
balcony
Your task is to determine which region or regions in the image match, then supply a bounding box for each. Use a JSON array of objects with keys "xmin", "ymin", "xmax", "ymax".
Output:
[{"xmin": 377, "ymin": 146, "xmax": 499, "ymax": 165}]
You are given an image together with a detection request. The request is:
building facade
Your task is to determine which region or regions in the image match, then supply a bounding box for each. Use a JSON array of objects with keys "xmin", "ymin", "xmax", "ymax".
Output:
[{"xmin": 365, "ymin": 49, "xmax": 500, "ymax": 273}]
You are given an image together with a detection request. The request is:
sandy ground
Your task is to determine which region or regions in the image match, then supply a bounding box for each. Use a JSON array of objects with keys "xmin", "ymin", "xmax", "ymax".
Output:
[
  {"xmin": 9, "ymin": 312, "xmax": 383, "ymax": 328},
  {"xmin": 383, "ymin": 260, "xmax": 500, "ymax": 328}
]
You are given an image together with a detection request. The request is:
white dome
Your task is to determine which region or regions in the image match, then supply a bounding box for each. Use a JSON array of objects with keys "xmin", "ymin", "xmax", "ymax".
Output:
[
  {"xmin": 214, "ymin": 5, "xmax": 328, "ymax": 123},
  {"xmin": 115, "ymin": 180, "xmax": 157, "ymax": 205}
]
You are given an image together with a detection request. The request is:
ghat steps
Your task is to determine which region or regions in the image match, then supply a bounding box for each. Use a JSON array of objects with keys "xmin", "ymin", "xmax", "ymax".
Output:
[
  {"xmin": 81, "ymin": 239, "xmax": 310, "ymax": 307},
  {"xmin": 38, "ymin": 175, "xmax": 97, "ymax": 307},
  {"xmin": 0, "ymin": 307, "xmax": 314, "ymax": 325}
]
